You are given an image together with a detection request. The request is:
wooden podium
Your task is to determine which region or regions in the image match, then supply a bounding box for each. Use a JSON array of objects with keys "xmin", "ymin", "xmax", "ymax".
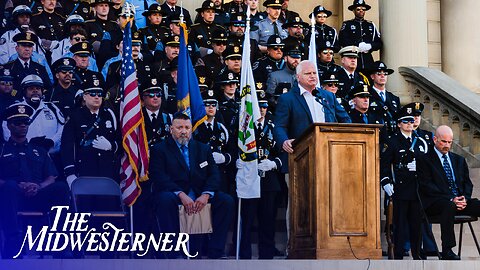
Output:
[{"xmin": 288, "ymin": 123, "xmax": 383, "ymax": 259}]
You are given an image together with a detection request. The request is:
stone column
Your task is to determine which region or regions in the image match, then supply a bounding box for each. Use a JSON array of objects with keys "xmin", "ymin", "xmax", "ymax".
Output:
[
  {"xmin": 379, "ymin": 0, "xmax": 428, "ymax": 103},
  {"xmin": 441, "ymin": 0, "xmax": 480, "ymax": 94}
]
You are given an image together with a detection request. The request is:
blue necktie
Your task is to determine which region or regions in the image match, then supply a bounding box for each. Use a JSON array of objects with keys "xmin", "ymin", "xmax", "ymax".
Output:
[
  {"xmin": 362, "ymin": 114, "xmax": 368, "ymax": 124},
  {"xmin": 181, "ymin": 145, "xmax": 190, "ymax": 170},
  {"xmin": 442, "ymin": 154, "xmax": 458, "ymax": 196},
  {"xmin": 379, "ymin": 91, "xmax": 385, "ymax": 102}
]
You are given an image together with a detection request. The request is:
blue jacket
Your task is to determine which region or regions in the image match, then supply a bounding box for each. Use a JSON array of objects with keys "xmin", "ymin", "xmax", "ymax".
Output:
[
  {"xmin": 150, "ymin": 137, "xmax": 220, "ymax": 197},
  {"xmin": 273, "ymin": 83, "xmax": 351, "ymax": 172}
]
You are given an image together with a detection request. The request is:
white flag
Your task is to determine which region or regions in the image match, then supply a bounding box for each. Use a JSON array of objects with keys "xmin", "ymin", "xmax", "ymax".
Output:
[
  {"xmin": 308, "ymin": 14, "xmax": 321, "ymax": 88},
  {"xmin": 236, "ymin": 9, "xmax": 261, "ymax": 199}
]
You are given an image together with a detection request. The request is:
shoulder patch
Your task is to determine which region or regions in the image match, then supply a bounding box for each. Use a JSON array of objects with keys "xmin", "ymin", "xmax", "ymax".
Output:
[{"xmin": 0, "ymin": 38, "xmax": 5, "ymax": 45}]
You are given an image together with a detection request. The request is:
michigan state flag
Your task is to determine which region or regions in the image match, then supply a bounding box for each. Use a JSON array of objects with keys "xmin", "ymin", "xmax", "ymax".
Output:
[{"xmin": 236, "ymin": 14, "xmax": 261, "ymax": 199}]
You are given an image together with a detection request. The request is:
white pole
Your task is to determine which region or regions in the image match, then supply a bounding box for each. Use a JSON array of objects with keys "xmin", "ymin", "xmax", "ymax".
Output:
[{"xmin": 236, "ymin": 198, "xmax": 242, "ymax": 260}]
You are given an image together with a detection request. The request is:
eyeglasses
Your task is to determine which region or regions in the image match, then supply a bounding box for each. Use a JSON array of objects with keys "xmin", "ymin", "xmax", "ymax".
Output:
[
  {"xmin": 355, "ymin": 7, "xmax": 367, "ymax": 11},
  {"xmin": 400, "ymin": 119, "xmax": 415, "ymax": 124},
  {"xmin": 0, "ymin": 81, "xmax": 13, "ymax": 86},
  {"xmin": 59, "ymin": 70, "xmax": 73, "ymax": 74},
  {"xmin": 85, "ymin": 91, "xmax": 103, "ymax": 97},
  {"xmin": 11, "ymin": 119, "xmax": 30, "ymax": 126},
  {"xmin": 326, "ymin": 83, "xmax": 339, "ymax": 87},
  {"xmin": 322, "ymin": 50, "xmax": 334, "ymax": 55},
  {"xmin": 316, "ymin": 14, "xmax": 328, "ymax": 18},
  {"xmin": 271, "ymin": 47, "xmax": 283, "ymax": 51},
  {"xmin": 375, "ymin": 71, "xmax": 388, "ymax": 76},
  {"xmin": 204, "ymin": 102, "xmax": 217, "ymax": 107},
  {"xmin": 73, "ymin": 37, "xmax": 87, "ymax": 42},
  {"xmin": 144, "ymin": 92, "xmax": 162, "ymax": 98}
]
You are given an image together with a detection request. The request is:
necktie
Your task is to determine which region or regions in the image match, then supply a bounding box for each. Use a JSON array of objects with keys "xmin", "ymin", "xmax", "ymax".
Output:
[
  {"xmin": 362, "ymin": 114, "xmax": 368, "ymax": 124},
  {"xmin": 207, "ymin": 122, "xmax": 213, "ymax": 131},
  {"xmin": 171, "ymin": 7, "xmax": 175, "ymax": 12},
  {"xmin": 442, "ymin": 154, "xmax": 458, "ymax": 196},
  {"xmin": 151, "ymin": 113, "xmax": 157, "ymax": 122},
  {"xmin": 379, "ymin": 91, "xmax": 385, "ymax": 102},
  {"xmin": 24, "ymin": 61, "xmax": 29, "ymax": 70},
  {"xmin": 257, "ymin": 122, "xmax": 262, "ymax": 131},
  {"xmin": 408, "ymin": 137, "xmax": 412, "ymax": 143},
  {"xmin": 181, "ymin": 145, "xmax": 189, "ymax": 170},
  {"xmin": 273, "ymin": 21, "xmax": 279, "ymax": 35}
]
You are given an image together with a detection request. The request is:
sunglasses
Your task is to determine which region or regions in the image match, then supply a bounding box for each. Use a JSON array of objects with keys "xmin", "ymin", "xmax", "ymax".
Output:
[
  {"xmin": 144, "ymin": 92, "xmax": 162, "ymax": 98},
  {"xmin": 356, "ymin": 7, "xmax": 367, "ymax": 11},
  {"xmin": 214, "ymin": 42, "xmax": 227, "ymax": 46},
  {"xmin": 73, "ymin": 37, "xmax": 87, "ymax": 42},
  {"xmin": 316, "ymin": 14, "xmax": 328, "ymax": 18},
  {"xmin": 326, "ymin": 83, "xmax": 339, "ymax": 87},
  {"xmin": 0, "ymin": 81, "xmax": 13, "ymax": 86},
  {"xmin": 204, "ymin": 102, "xmax": 217, "ymax": 107},
  {"xmin": 400, "ymin": 119, "xmax": 415, "ymax": 124},
  {"xmin": 271, "ymin": 47, "xmax": 283, "ymax": 51},
  {"xmin": 11, "ymin": 119, "xmax": 30, "ymax": 126},
  {"xmin": 59, "ymin": 70, "xmax": 73, "ymax": 74},
  {"xmin": 375, "ymin": 71, "xmax": 388, "ymax": 76},
  {"xmin": 85, "ymin": 91, "xmax": 103, "ymax": 97},
  {"xmin": 322, "ymin": 50, "xmax": 334, "ymax": 55}
]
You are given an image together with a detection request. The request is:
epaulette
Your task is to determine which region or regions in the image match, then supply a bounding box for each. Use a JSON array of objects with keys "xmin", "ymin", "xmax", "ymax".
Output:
[
  {"xmin": 85, "ymin": 19, "xmax": 95, "ymax": 23},
  {"xmin": 191, "ymin": 23, "xmax": 200, "ymax": 27},
  {"xmin": 32, "ymin": 11, "xmax": 42, "ymax": 16},
  {"xmin": 55, "ymin": 12, "xmax": 66, "ymax": 19}
]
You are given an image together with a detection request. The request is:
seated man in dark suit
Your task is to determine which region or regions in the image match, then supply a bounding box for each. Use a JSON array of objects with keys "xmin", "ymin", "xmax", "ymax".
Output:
[
  {"xmin": 151, "ymin": 113, "xmax": 234, "ymax": 259},
  {"xmin": 418, "ymin": 125, "xmax": 480, "ymax": 260}
]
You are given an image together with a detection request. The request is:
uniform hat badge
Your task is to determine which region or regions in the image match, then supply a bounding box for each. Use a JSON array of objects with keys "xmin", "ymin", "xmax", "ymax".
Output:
[
  {"xmin": 259, "ymin": 90, "xmax": 266, "ymax": 98},
  {"xmin": 18, "ymin": 105, "xmax": 26, "ymax": 114},
  {"xmin": 4, "ymin": 69, "xmax": 10, "ymax": 76},
  {"xmin": 234, "ymin": 46, "xmax": 240, "ymax": 53},
  {"xmin": 208, "ymin": 90, "xmax": 214, "ymax": 97},
  {"xmin": 151, "ymin": 78, "xmax": 157, "ymax": 85},
  {"xmin": 363, "ymin": 85, "xmax": 368, "ymax": 92},
  {"xmin": 199, "ymin": 77, "xmax": 206, "ymax": 84},
  {"xmin": 228, "ymin": 73, "xmax": 234, "ymax": 80},
  {"xmin": 256, "ymin": 82, "xmax": 263, "ymax": 89},
  {"xmin": 295, "ymin": 17, "xmax": 300, "ymax": 22},
  {"xmin": 276, "ymin": 37, "xmax": 281, "ymax": 44},
  {"xmin": 157, "ymin": 6, "xmax": 161, "ymax": 10},
  {"xmin": 63, "ymin": 59, "xmax": 69, "ymax": 65},
  {"xmin": 82, "ymin": 42, "xmax": 87, "ymax": 49},
  {"xmin": 407, "ymin": 108, "xmax": 412, "ymax": 114},
  {"xmin": 174, "ymin": 36, "xmax": 179, "ymax": 42},
  {"xmin": 93, "ymin": 79, "xmax": 99, "ymax": 86},
  {"xmin": 26, "ymin": 32, "xmax": 31, "ymax": 40},
  {"xmin": 415, "ymin": 103, "xmax": 420, "ymax": 110}
]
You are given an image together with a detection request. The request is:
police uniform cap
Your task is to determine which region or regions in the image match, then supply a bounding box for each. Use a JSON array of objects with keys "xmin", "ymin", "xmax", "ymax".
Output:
[
  {"xmin": 65, "ymin": 14, "xmax": 85, "ymax": 25},
  {"xmin": 90, "ymin": 0, "xmax": 114, "ymax": 7},
  {"xmin": 320, "ymin": 71, "xmax": 339, "ymax": 84},
  {"xmin": 132, "ymin": 30, "xmax": 142, "ymax": 45},
  {"xmin": 228, "ymin": 14, "xmax": 246, "ymax": 26},
  {"xmin": 216, "ymin": 71, "xmax": 239, "ymax": 85},
  {"xmin": 223, "ymin": 45, "xmax": 242, "ymax": 59},
  {"xmin": 212, "ymin": 29, "xmax": 228, "ymax": 43},
  {"xmin": 282, "ymin": 16, "xmax": 309, "ymax": 29},
  {"xmin": 168, "ymin": 14, "xmax": 182, "ymax": 24},
  {"xmin": 21, "ymin": 74, "xmax": 44, "ymax": 89},
  {"xmin": 83, "ymin": 73, "xmax": 104, "ymax": 92},
  {"xmin": 202, "ymin": 89, "xmax": 217, "ymax": 103},
  {"xmin": 348, "ymin": 0, "xmax": 371, "ymax": 11},
  {"xmin": 3, "ymin": 103, "xmax": 34, "ymax": 121},
  {"xmin": 0, "ymin": 68, "xmax": 13, "ymax": 81},
  {"xmin": 196, "ymin": 68, "xmax": 212, "ymax": 89},
  {"xmin": 311, "ymin": 5, "xmax": 332, "ymax": 17},
  {"xmin": 338, "ymin": 46, "xmax": 359, "ymax": 58},
  {"xmin": 350, "ymin": 82, "xmax": 371, "ymax": 98},
  {"xmin": 316, "ymin": 39, "xmax": 336, "ymax": 52},
  {"xmin": 263, "ymin": 0, "xmax": 283, "ymax": 8},
  {"xmin": 284, "ymin": 45, "xmax": 302, "ymax": 58},
  {"xmin": 196, "ymin": 1, "xmax": 216, "ymax": 13},
  {"xmin": 165, "ymin": 35, "xmax": 180, "ymax": 47},
  {"xmin": 403, "ymin": 102, "xmax": 425, "ymax": 116},
  {"xmin": 365, "ymin": 61, "xmax": 394, "ymax": 75},
  {"xmin": 396, "ymin": 105, "xmax": 416, "ymax": 122},
  {"xmin": 167, "ymin": 56, "xmax": 178, "ymax": 71},
  {"xmin": 140, "ymin": 78, "xmax": 163, "ymax": 94},
  {"xmin": 266, "ymin": 35, "xmax": 284, "ymax": 48},
  {"xmin": 52, "ymin": 57, "xmax": 76, "ymax": 73},
  {"xmin": 70, "ymin": 41, "xmax": 93, "ymax": 56},
  {"xmin": 257, "ymin": 90, "xmax": 269, "ymax": 108},
  {"xmin": 12, "ymin": 32, "xmax": 37, "ymax": 46},
  {"xmin": 142, "ymin": 3, "xmax": 166, "ymax": 17},
  {"xmin": 12, "ymin": 5, "xmax": 32, "ymax": 17}
]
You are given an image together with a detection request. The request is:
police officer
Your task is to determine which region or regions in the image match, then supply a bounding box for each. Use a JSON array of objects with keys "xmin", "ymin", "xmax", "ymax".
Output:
[
  {"xmin": 50, "ymin": 15, "xmax": 86, "ymax": 63},
  {"xmin": 217, "ymin": 71, "xmax": 240, "ymax": 138},
  {"xmin": 222, "ymin": 0, "xmax": 247, "ymax": 15},
  {"xmin": 59, "ymin": 0, "xmax": 93, "ymax": 20},
  {"xmin": 252, "ymin": 35, "xmax": 285, "ymax": 95},
  {"xmin": 348, "ymin": 82, "xmax": 383, "ymax": 124},
  {"xmin": 321, "ymin": 70, "xmax": 350, "ymax": 110},
  {"xmin": 307, "ymin": 5, "xmax": 340, "ymax": 53},
  {"xmin": 408, "ymin": 102, "xmax": 434, "ymax": 150},
  {"xmin": 339, "ymin": 0, "xmax": 382, "ymax": 71},
  {"xmin": 316, "ymin": 40, "xmax": 342, "ymax": 81},
  {"xmin": 159, "ymin": 0, "xmax": 193, "ymax": 28},
  {"xmin": 0, "ymin": 103, "xmax": 69, "ymax": 259},
  {"xmin": 194, "ymin": 0, "xmax": 230, "ymax": 26},
  {"xmin": 0, "ymin": 68, "xmax": 21, "ymax": 113},
  {"xmin": 281, "ymin": 15, "xmax": 308, "ymax": 54},
  {"xmin": 266, "ymin": 44, "xmax": 300, "ymax": 108},
  {"xmin": 70, "ymin": 41, "xmax": 105, "ymax": 88},
  {"xmin": 140, "ymin": 78, "xmax": 172, "ymax": 148},
  {"xmin": 45, "ymin": 57, "xmax": 81, "ymax": 119},
  {"xmin": 3, "ymin": 32, "xmax": 52, "ymax": 92},
  {"xmin": 189, "ymin": 1, "xmax": 225, "ymax": 57},
  {"xmin": 196, "ymin": 29, "xmax": 227, "ymax": 82},
  {"xmin": 215, "ymin": 44, "xmax": 242, "ymax": 90},
  {"xmin": 30, "ymin": 0, "xmax": 66, "ymax": 43},
  {"xmin": 336, "ymin": 45, "xmax": 365, "ymax": 100},
  {"xmin": 84, "ymin": 0, "xmax": 120, "ymax": 46},
  {"xmin": 251, "ymin": 0, "xmax": 288, "ymax": 51},
  {"xmin": 193, "ymin": 90, "xmax": 233, "ymax": 192},
  {"xmin": 366, "ymin": 61, "xmax": 400, "ymax": 140},
  {"xmin": 139, "ymin": 4, "xmax": 169, "ymax": 53},
  {"xmin": 61, "ymin": 73, "xmax": 120, "ymax": 187},
  {"xmin": 226, "ymin": 14, "xmax": 262, "ymax": 63},
  {"xmin": 380, "ymin": 105, "xmax": 429, "ymax": 260}
]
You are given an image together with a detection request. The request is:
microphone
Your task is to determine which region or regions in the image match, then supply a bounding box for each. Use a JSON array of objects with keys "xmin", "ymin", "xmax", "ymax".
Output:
[{"xmin": 312, "ymin": 88, "xmax": 336, "ymax": 118}]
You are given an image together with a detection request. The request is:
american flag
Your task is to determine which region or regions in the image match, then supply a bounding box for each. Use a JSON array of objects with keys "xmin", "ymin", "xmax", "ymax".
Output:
[{"xmin": 119, "ymin": 21, "xmax": 150, "ymax": 206}]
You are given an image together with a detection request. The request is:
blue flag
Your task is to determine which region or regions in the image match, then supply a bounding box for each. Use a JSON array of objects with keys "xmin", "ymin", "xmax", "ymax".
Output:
[{"xmin": 176, "ymin": 27, "xmax": 206, "ymax": 131}]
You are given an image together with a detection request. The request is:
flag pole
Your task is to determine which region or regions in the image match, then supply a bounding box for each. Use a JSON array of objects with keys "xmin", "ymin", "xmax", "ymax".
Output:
[{"xmin": 236, "ymin": 198, "xmax": 242, "ymax": 260}]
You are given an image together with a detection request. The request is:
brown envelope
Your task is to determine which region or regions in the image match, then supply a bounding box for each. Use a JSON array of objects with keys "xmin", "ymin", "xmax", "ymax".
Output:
[{"xmin": 178, "ymin": 203, "xmax": 213, "ymax": 234}]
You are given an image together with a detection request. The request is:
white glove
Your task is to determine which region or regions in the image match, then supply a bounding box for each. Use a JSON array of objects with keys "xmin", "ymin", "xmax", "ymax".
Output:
[
  {"xmin": 383, "ymin": 183, "xmax": 394, "ymax": 197},
  {"xmin": 257, "ymin": 159, "xmax": 277, "ymax": 172},
  {"xmin": 358, "ymin": 42, "xmax": 372, "ymax": 53},
  {"xmin": 407, "ymin": 160, "xmax": 416, "ymax": 172},
  {"xmin": 212, "ymin": 152, "xmax": 226, "ymax": 164},
  {"xmin": 236, "ymin": 159, "xmax": 243, "ymax": 169},
  {"xmin": 92, "ymin": 136, "xmax": 112, "ymax": 151},
  {"xmin": 206, "ymin": 49, "xmax": 213, "ymax": 55},
  {"xmin": 66, "ymin": 174, "xmax": 77, "ymax": 189}
]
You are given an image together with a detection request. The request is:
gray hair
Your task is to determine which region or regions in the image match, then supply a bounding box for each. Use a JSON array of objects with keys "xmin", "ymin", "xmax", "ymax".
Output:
[{"xmin": 296, "ymin": 60, "xmax": 316, "ymax": 76}]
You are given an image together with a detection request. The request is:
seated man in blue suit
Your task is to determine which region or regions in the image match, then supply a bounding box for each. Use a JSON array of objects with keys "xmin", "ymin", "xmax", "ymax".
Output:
[
  {"xmin": 274, "ymin": 60, "xmax": 351, "ymax": 172},
  {"xmin": 151, "ymin": 112, "xmax": 234, "ymax": 259}
]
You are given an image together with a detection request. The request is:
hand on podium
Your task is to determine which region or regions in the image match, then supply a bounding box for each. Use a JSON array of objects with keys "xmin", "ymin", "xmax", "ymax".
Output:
[{"xmin": 282, "ymin": 139, "xmax": 295, "ymax": 154}]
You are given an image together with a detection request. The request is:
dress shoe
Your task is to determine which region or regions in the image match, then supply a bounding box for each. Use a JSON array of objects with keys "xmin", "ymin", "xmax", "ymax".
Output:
[{"xmin": 441, "ymin": 249, "xmax": 461, "ymax": 260}]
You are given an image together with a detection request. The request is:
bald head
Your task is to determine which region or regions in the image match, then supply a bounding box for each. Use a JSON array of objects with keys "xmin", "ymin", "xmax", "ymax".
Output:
[{"xmin": 433, "ymin": 125, "xmax": 453, "ymax": 154}]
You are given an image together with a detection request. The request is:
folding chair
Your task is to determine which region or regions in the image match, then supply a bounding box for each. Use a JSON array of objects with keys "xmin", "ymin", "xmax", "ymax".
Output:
[{"xmin": 70, "ymin": 177, "xmax": 129, "ymax": 257}]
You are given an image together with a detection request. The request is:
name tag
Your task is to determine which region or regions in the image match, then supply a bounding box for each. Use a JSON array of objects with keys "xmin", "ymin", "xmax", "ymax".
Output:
[{"xmin": 200, "ymin": 161, "xmax": 208, "ymax": 168}]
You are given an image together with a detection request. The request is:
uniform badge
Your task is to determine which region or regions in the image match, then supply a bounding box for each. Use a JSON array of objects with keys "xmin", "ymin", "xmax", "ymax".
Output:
[
  {"xmin": 11, "ymin": 89, "xmax": 17, "ymax": 97},
  {"xmin": 425, "ymin": 134, "xmax": 429, "ymax": 140},
  {"xmin": 371, "ymin": 102, "xmax": 377, "ymax": 106},
  {"xmin": 379, "ymin": 62, "xmax": 385, "ymax": 68},
  {"xmin": 165, "ymin": 124, "xmax": 170, "ymax": 132},
  {"xmin": 82, "ymin": 42, "xmax": 87, "ymax": 49},
  {"xmin": 174, "ymin": 36, "xmax": 179, "ymax": 42},
  {"xmin": 259, "ymin": 90, "xmax": 265, "ymax": 98},
  {"xmin": 106, "ymin": 120, "xmax": 112, "ymax": 128},
  {"xmin": 228, "ymin": 73, "xmax": 234, "ymax": 80},
  {"xmin": 33, "ymin": 149, "xmax": 39, "ymax": 157},
  {"xmin": 92, "ymin": 33, "xmax": 97, "ymax": 37},
  {"xmin": 407, "ymin": 108, "xmax": 412, "ymax": 114},
  {"xmin": 38, "ymin": 25, "xmax": 46, "ymax": 30},
  {"xmin": 326, "ymin": 41, "xmax": 331, "ymax": 47},
  {"xmin": 363, "ymin": 85, "xmax": 368, "ymax": 92},
  {"xmin": 419, "ymin": 146, "xmax": 424, "ymax": 152},
  {"xmin": 197, "ymin": 35, "xmax": 203, "ymax": 39},
  {"xmin": 157, "ymin": 6, "xmax": 161, "ymax": 11},
  {"xmin": 276, "ymin": 37, "xmax": 281, "ymax": 44},
  {"xmin": 18, "ymin": 105, "xmax": 26, "ymax": 114},
  {"xmin": 151, "ymin": 78, "xmax": 157, "ymax": 85},
  {"xmin": 256, "ymin": 82, "xmax": 263, "ymax": 89},
  {"xmin": 351, "ymin": 25, "xmax": 356, "ymax": 30},
  {"xmin": 283, "ymin": 87, "xmax": 288, "ymax": 93},
  {"xmin": 63, "ymin": 59, "xmax": 70, "ymax": 66},
  {"xmin": 295, "ymin": 17, "xmax": 300, "ymax": 22},
  {"xmin": 208, "ymin": 90, "xmax": 214, "ymax": 97},
  {"xmin": 382, "ymin": 143, "xmax": 388, "ymax": 153},
  {"xmin": 0, "ymin": 38, "xmax": 5, "ymax": 45},
  {"xmin": 4, "ymin": 69, "xmax": 10, "ymax": 76},
  {"xmin": 415, "ymin": 102, "xmax": 420, "ymax": 110},
  {"xmin": 145, "ymin": 66, "xmax": 150, "ymax": 71},
  {"xmin": 237, "ymin": 15, "xmax": 242, "ymax": 21},
  {"xmin": 220, "ymin": 133, "xmax": 225, "ymax": 141},
  {"xmin": 234, "ymin": 46, "xmax": 240, "ymax": 53},
  {"xmin": 83, "ymin": 8, "xmax": 88, "ymax": 13},
  {"xmin": 199, "ymin": 77, "xmax": 206, "ymax": 84}
]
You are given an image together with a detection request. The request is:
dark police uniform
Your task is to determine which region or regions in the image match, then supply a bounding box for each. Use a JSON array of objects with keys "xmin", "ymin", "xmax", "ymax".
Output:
[
  {"xmin": 138, "ymin": 4, "xmax": 169, "ymax": 52},
  {"xmin": 31, "ymin": 10, "xmax": 66, "ymax": 41},
  {"xmin": 59, "ymin": 0, "xmax": 93, "ymax": 20},
  {"xmin": 196, "ymin": 29, "xmax": 227, "ymax": 81},
  {"xmin": 69, "ymin": 41, "xmax": 105, "ymax": 88},
  {"xmin": 189, "ymin": 2, "xmax": 225, "ymax": 52},
  {"xmin": 347, "ymin": 83, "xmax": 383, "ymax": 124},
  {"xmin": 252, "ymin": 35, "xmax": 285, "ymax": 94},
  {"xmin": 84, "ymin": 17, "xmax": 121, "ymax": 43},
  {"xmin": 380, "ymin": 106, "xmax": 429, "ymax": 259}
]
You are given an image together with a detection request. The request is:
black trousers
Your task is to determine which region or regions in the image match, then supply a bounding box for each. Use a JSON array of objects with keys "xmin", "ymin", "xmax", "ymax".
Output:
[
  {"xmin": 425, "ymin": 198, "xmax": 480, "ymax": 251},
  {"xmin": 393, "ymin": 199, "xmax": 422, "ymax": 259}
]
